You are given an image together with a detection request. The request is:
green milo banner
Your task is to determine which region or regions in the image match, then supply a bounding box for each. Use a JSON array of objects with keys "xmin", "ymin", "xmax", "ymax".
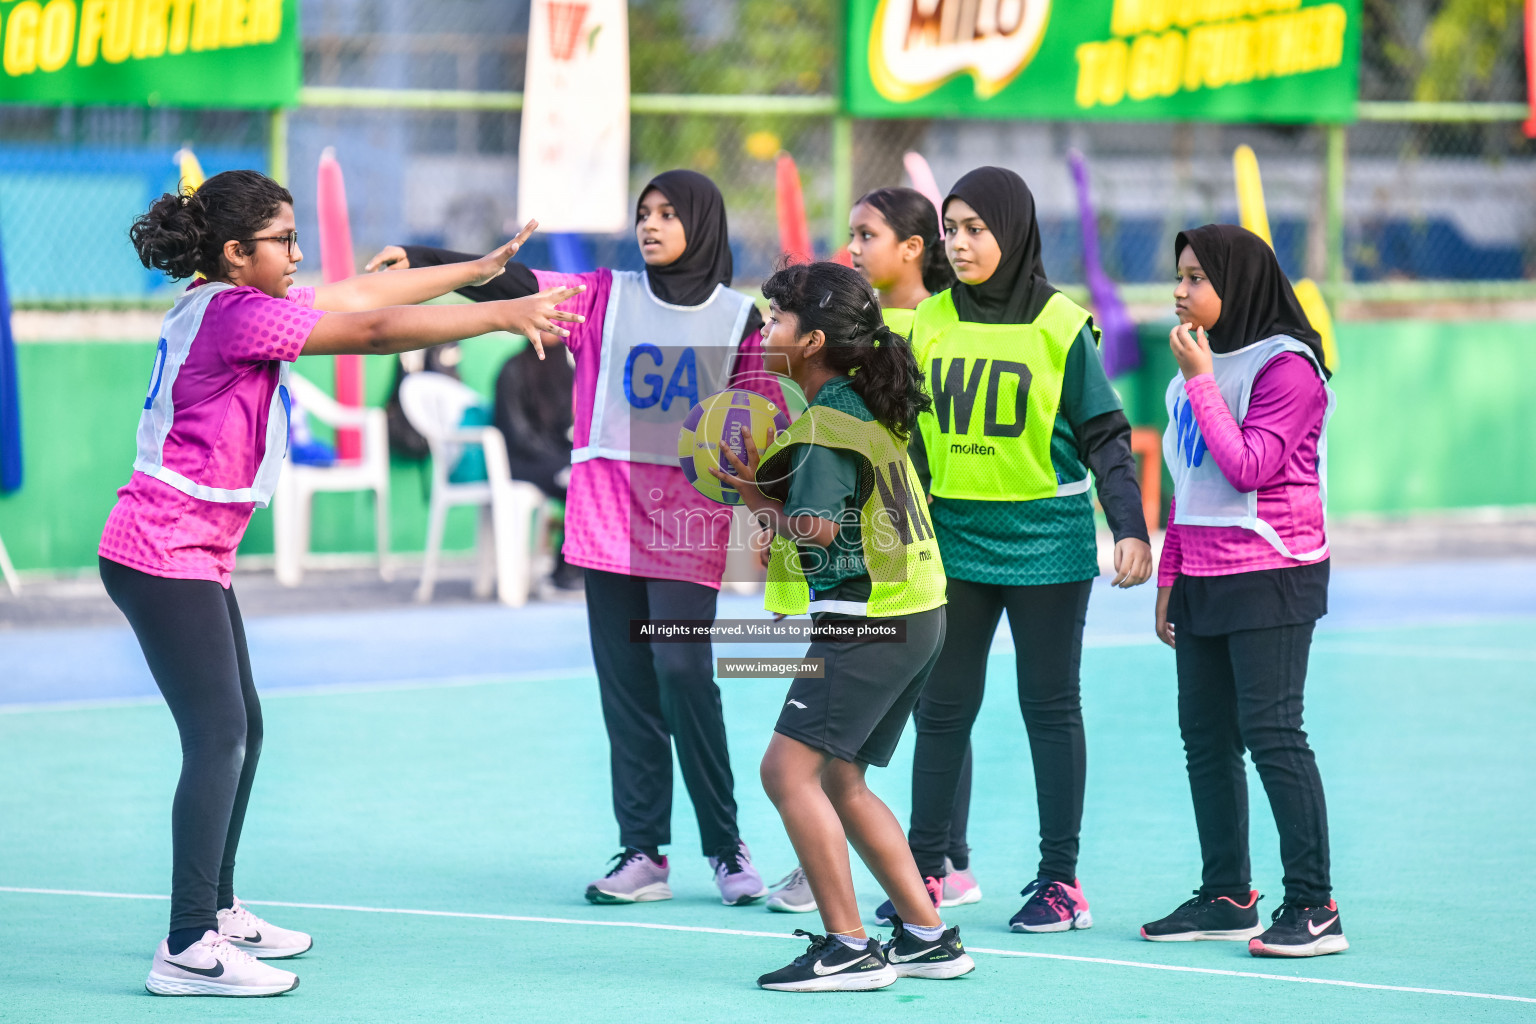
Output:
[
  {"xmin": 0, "ymin": 0, "xmax": 299, "ymax": 107},
  {"xmin": 847, "ymin": 0, "xmax": 1362, "ymax": 122}
]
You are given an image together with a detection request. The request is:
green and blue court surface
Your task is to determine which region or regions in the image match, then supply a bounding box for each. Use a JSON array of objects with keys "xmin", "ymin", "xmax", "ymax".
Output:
[{"xmin": 2, "ymin": 560, "xmax": 1534, "ymax": 1022}]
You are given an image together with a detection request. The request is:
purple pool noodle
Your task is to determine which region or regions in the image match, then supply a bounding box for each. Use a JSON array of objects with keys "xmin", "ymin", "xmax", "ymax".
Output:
[{"xmin": 1068, "ymin": 150, "xmax": 1139, "ymax": 380}]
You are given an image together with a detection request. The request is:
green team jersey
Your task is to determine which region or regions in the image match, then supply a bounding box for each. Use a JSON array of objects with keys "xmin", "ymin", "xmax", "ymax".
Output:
[
  {"xmin": 782, "ymin": 376, "xmax": 875, "ymax": 607},
  {"xmin": 914, "ymin": 324, "xmax": 1122, "ymax": 586}
]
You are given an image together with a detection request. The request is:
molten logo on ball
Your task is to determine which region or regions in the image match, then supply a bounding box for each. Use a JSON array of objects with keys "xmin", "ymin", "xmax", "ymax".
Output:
[{"xmin": 869, "ymin": 0, "xmax": 1052, "ymax": 102}]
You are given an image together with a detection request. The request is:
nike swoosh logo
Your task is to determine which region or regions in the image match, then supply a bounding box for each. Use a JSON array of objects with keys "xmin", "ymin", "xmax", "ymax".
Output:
[
  {"xmin": 786, "ymin": 700, "xmax": 807, "ymax": 709},
  {"xmin": 888, "ymin": 944, "xmax": 942, "ymax": 963},
  {"xmin": 810, "ymin": 956, "xmax": 865, "ymax": 976},
  {"xmin": 1307, "ymin": 915, "xmax": 1338, "ymax": 936},
  {"xmin": 231, "ymin": 930, "xmax": 261, "ymax": 943},
  {"xmin": 165, "ymin": 958, "xmax": 225, "ymax": 978}
]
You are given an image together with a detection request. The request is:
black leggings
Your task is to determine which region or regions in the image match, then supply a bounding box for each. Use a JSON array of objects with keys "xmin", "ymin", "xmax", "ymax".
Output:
[
  {"xmin": 909, "ymin": 577, "xmax": 1092, "ymax": 882},
  {"xmin": 1176, "ymin": 622, "xmax": 1331, "ymax": 905},
  {"xmin": 100, "ymin": 558, "xmax": 263, "ymax": 936},
  {"xmin": 583, "ymin": 568, "xmax": 740, "ymax": 856}
]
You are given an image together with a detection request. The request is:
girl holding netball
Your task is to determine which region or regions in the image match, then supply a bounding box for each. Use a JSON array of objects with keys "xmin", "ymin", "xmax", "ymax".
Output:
[
  {"xmin": 367, "ymin": 171, "xmax": 779, "ymax": 907},
  {"xmin": 1142, "ymin": 224, "xmax": 1344, "ymax": 958},
  {"xmin": 105, "ymin": 169, "xmax": 580, "ymax": 996},
  {"xmin": 885, "ymin": 166, "xmax": 1154, "ymax": 934},
  {"xmin": 766, "ymin": 186, "xmax": 976, "ymax": 916},
  {"xmin": 712, "ymin": 260, "xmax": 972, "ymax": 991}
]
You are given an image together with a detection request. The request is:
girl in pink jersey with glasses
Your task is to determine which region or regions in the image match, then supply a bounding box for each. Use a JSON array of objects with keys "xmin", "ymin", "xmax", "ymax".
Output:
[{"xmin": 102, "ymin": 169, "xmax": 581, "ymax": 997}]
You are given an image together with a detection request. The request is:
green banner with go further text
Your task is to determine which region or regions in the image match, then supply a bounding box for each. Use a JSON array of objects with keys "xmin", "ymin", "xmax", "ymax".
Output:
[
  {"xmin": 847, "ymin": 0, "xmax": 1362, "ymax": 122},
  {"xmin": 0, "ymin": 0, "xmax": 299, "ymax": 107}
]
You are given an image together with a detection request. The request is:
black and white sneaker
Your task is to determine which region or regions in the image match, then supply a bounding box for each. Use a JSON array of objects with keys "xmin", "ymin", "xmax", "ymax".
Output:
[
  {"xmin": 1249, "ymin": 899, "xmax": 1349, "ymax": 958},
  {"xmin": 757, "ymin": 930, "xmax": 898, "ymax": 992},
  {"xmin": 1141, "ymin": 889, "xmax": 1265, "ymax": 942},
  {"xmin": 880, "ymin": 918, "xmax": 975, "ymax": 979}
]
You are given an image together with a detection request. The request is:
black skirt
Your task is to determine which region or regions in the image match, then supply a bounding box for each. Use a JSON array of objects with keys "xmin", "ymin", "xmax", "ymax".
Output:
[{"xmin": 1169, "ymin": 559, "xmax": 1329, "ymax": 637}]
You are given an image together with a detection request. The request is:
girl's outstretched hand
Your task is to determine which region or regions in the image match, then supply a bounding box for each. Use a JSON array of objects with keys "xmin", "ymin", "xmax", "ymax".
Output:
[
  {"xmin": 1169, "ymin": 322, "xmax": 1214, "ymax": 380},
  {"xmin": 1111, "ymin": 537, "xmax": 1153, "ymax": 588},
  {"xmin": 463, "ymin": 219, "xmax": 539, "ymax": 287},
  {"xmin": 500, "ymin": 284, "xmax": 585, "ymax": 358},
  {"xmin": 364, "ymin": 245, "xmax": 410, "ymax": 272},
  {"xmin": 710, "ymin": 425, "xmax": 767, "ymax": 511},
  {"xmin": 1154, "ymin": 585, "xmax": 1175, "ymax": 648}
]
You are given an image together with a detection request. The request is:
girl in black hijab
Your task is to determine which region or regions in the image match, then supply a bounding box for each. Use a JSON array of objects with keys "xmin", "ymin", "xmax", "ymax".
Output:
[
  {"xmin": 364, "ymin": 172, "xmax": 780, "ymax": 908},
  {"xmin": 882, "ymin": 166, "xmax": 1153, "ymax": 935},
  {"xmin": 1145, "ymin": 223, "xmax": 1343, "ymax": 957}
]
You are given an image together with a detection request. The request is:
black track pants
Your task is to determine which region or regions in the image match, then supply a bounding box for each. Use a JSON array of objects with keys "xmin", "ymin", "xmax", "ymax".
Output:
[
  {"xmin": 584, "ymin": 568, "xmax": 739, "ymax": 856},
  {"xmin": 1176, "ymin": 622, "xmax": 1332, "ymax": 905},
  {"xmin": 909, "ymin": 577, "xmax": 1092, "ymax": 882},
  {"xmin": 100, "ymin": 558, "xmax": 263, "ymax": 935}
]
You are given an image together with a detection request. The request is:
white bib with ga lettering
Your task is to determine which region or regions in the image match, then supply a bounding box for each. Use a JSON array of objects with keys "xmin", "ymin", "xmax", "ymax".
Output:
[
  {"xmin": 133, "ymin": 281, "xmax": 292, "ymax": 508},
  {"xmin": 575, "ymin": 270, "xmax": 754, "ymax": 466},
  {"xmin": 1162, "ymin": 335, "xmax": 1335, "ymax": 562}
]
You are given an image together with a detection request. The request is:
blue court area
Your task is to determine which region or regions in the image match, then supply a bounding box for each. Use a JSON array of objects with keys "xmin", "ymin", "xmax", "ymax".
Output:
[{"xmin": 2, "ymin": 560, "xmax": 1535, "ymax": 1022}]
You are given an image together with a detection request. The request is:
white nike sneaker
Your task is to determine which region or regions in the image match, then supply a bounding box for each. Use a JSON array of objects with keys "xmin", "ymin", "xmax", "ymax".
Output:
[
  {"xmin": 146, "ymin": 930, "xmax": 299, "ymax": 996},
  {"xmin": 218, "ymin": 898, "xmax": 313, "ymax": 958}
]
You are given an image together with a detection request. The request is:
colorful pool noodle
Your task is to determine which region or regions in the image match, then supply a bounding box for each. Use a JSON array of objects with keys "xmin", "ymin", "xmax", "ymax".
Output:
[
  {"xmin": 902, "ymin": 151, "xmax": 944, "ymax": 227},
  {"xmin": 775, "ymin": 151, "xmax": 814, "ymax": 264},
  {"xmin": 0, "ymin": 229, "xmax": 21, "ymax": 495},
  {"xmin": 176, "ymin": 148, "xmax": 205, "ymax": 194},
  {"xmin": 1233, "ymin": 145, "xmax": 1339, "ymax": 370},
  {"xmin": 317, "ymin": 147, "xmax": 362, "ymax": 460},
  {"xmin": 1067, "ymin": 150, "xmax": 1138, "ymax": 379},
  {"xmin": 1525, "ymin": 0, "xmax": 1535, "ymax": 138}
]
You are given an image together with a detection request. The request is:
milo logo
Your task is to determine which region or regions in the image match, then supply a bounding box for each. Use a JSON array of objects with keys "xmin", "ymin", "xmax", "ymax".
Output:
[{"xmin": 869, "ymin": 0, "xmax": 1053, "ymax": 102}]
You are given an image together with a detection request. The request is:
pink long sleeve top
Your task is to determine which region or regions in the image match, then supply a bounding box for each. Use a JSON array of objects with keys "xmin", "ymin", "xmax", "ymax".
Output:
[{"xmin": 1158, "ymin": 352, "xmax": 1329, "ymax": 586}]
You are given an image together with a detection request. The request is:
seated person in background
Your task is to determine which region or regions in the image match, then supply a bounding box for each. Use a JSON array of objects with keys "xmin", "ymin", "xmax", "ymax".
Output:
[{"xmin": 493, "ymin": 343, "xmax": 580, "ymax": 589}]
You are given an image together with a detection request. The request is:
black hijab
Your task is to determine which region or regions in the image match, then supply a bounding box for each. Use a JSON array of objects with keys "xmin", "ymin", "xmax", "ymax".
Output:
[
  {"xmin": 638, "ymin": 169, "xmax": 734, "ymax": 307},
  {"xmin": 944, "ymin": 166, "xmax": 1058, "ymax": 324},
  {"xmin": 1175, "ymin": 224, "xmax": 1328, "ymax": 376}
]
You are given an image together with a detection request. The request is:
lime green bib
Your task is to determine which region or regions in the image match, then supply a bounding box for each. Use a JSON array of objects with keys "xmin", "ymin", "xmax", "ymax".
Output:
[
  {"xmin": 912, "ymin": 290, "xmax": 1094, "ymax": 502},
  {"xmin": 759, "ymin": 405, "xmax": 946, "ymax": 618},
  {"xmin": 882, "ymin": 305, "xmax": 915, "ymax": 339}
]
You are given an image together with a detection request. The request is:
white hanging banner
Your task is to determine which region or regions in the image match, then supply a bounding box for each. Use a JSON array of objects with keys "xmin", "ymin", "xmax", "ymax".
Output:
[{"xmin": 518, "ymin": 0, "xmax": 631, "ymax": 233}]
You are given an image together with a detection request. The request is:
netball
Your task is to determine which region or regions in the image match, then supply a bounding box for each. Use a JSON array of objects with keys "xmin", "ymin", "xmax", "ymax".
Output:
[{"xmin": 678, "ymin": 388, "xmax": 790, "ymax": 505}]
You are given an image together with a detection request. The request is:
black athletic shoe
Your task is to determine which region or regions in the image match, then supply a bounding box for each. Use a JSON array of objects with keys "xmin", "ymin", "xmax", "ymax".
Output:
[
  {"xmin": 1249, "ymin": 899, "xmax": 1349, "ymax": 958},
  {"xmin": 1141, "ymin": 889, "xmax": 1264, "ymax": 942},
  {"xmin": 880, "ymin": 918, "xmax": 976, "ymax": 979},
  {"xmin": 757, "ymin": 930, "xmax": 898, "ymax": 992}
]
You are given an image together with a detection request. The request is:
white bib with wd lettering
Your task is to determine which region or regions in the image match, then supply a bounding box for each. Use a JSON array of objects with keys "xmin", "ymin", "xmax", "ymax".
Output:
[
  {"xmin": 576, "ymin": 270, "xmax": 754, "ymax": 467},
  {"xmin": 1163, "ymin": 335, "xmax": 1335, "ymax": 562}
]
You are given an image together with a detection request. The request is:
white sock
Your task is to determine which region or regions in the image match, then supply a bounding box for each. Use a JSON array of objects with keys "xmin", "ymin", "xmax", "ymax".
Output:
[
  {"xmin": 834, "ymin": 932, "xmax": 868, "ymax": 950},
  {"xmin": 905, "ymin": 922, "xmax": 944, "ymax": 942}
]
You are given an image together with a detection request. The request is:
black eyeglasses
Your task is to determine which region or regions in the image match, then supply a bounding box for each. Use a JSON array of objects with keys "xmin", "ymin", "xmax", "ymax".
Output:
[{"xmin": 243, "ymin": 230, "xmax": 299, "ymax": 257}]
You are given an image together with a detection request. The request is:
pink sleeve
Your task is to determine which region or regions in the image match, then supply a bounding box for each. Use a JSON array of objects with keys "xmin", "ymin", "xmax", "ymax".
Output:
[
  {"xmin": 1157, "ymin": 497, "xmax": 1183, "ymax": 587},
  {"xmin": 531, "ymin": 268, "xmax": 609, "ymax": 355},
  {"xmin": 212, "ymin": 286, "xmax": 325, "ymax": 365},
  {"xmin": 1185, "ymin": 354, "xmax": 1327, "ymax": 493},
  {"xmin": 728, "ymin": 321, "xmax": 788, "ymax": 411}
]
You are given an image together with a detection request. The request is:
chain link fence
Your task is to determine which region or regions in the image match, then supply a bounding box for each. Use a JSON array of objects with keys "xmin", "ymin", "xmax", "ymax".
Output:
[{"xmin": 1, "ymin": 0, "xmax": 1531, "ymax": 303}]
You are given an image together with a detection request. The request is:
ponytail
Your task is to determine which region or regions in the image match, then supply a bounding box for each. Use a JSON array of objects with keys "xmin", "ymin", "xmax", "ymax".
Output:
[
  {"xmin": 130, "ymin": 169, "xmax": 293, "ymax": 280},
  {"xmin": 854, "ymin": 186, "xmax": 956, "ymax": 295},
  {"xmin": 760, "ymin": 260, "xmax": 932, "ymax": 440}
]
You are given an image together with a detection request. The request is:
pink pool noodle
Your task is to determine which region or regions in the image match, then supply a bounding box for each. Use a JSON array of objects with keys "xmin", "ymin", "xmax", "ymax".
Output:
[
  {"xmin": 902, "ymin": 152, "xmax": 944, "ymax": 228},
  {"xmin": 317, "ymin": 147, "xmax": 362, "ymax": 460}
]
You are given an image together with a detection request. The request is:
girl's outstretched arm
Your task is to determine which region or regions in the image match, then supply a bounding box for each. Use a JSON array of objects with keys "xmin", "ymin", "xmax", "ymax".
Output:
[
  {"xmin": 315, "ymin": 220, "xmax": 542, "ymax": 312},
  {"xmin": 301, "ymin": 284, "xmax": 584, "ymax": 359}
]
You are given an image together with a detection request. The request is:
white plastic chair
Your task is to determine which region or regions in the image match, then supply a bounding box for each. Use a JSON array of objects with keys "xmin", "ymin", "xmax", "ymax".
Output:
[
  {"xmin": 397, "ymin": 371, "xmax": 548, "ymax": 607},
  {"xmin": 0, "ymin": 530, "xmax": 18, "ymax": 595},
  {"xmin": 272, "ymin": 373, "xmax": 392, "ymax": 586}
]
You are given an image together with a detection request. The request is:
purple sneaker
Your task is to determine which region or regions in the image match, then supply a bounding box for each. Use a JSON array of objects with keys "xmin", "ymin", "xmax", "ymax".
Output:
[
  {"xmin": 585, "ymin": 848, "xmax": 672, "ymax": 904},
  {"xmin": 709, "ymin": 841, "xmax": 770, "ymax": 906}
]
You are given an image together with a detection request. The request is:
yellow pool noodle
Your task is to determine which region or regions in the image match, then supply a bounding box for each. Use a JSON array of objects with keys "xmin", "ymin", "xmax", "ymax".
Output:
[{"xmin": 1233, "ymin": 145, "xmax": 1273, "ymax": 248}]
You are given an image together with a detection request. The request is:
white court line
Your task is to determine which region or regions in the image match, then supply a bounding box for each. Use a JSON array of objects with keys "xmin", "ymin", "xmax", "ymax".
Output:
[{"xmin": 2, "ymin": 886, "xmax": 1532, "ymax": 1005}]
